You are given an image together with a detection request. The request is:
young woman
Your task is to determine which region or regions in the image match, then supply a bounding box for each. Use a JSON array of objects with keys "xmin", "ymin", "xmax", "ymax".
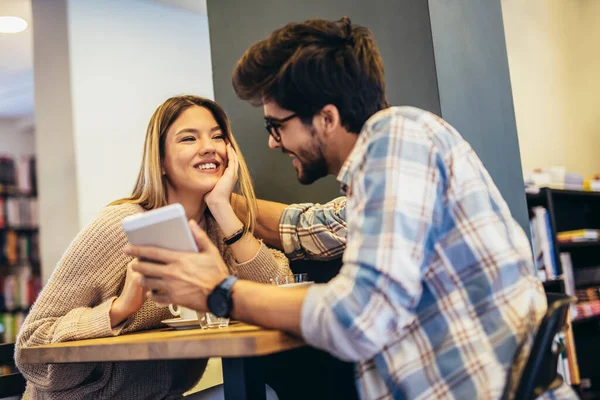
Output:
[{"xmin": 15, "ymin": 95, "xmax": 291, "ymax": 399}]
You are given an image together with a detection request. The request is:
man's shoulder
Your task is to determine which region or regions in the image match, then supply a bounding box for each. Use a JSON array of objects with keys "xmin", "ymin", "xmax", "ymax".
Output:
[
  {"xmin": 362, "ymin": 106, "xmax": 465, "ymax": 152},
  {"xmin": 362, "ymin": 106, "xmax": 435, "ymax": 131},
  {"xmin": 358, "ymin": 106, "xmax": 447, "ymax": 150}
]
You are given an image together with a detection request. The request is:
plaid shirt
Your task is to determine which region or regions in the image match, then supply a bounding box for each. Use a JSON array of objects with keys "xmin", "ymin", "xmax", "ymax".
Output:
[
  {"xmin": 280, "ymin": 196, "xmax": 348, "ymax": 261},
  {"xmin": 293, "ymin": 107, "xmax": 576, "ymax": 399}
]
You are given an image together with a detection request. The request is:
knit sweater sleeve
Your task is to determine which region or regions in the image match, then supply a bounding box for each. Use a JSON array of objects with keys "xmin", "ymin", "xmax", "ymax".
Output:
[
  {"xmin": 15, "ymin": 204, "xmax": 139, "ymax": 391},
  {"xmin": 233, "ymin": 243, "xmax": 292, "ymax": 284}
]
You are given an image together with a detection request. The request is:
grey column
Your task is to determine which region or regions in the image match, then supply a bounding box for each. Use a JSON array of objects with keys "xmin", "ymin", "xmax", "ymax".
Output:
[{"xmin": 428, "ymin": 0, "xmax": 528, "ymax": 230}]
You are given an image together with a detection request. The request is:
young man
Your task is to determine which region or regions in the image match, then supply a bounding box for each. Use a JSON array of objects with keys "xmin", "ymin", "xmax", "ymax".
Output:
[{"xmin": 130, "ymin": 17, "xmax": 574, "ymax": 399}]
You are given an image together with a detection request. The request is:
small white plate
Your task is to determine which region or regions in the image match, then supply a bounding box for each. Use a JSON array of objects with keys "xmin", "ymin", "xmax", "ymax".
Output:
[{"xmin": 161, "ymin": 317, "xmax": 201, "ymax": 330}]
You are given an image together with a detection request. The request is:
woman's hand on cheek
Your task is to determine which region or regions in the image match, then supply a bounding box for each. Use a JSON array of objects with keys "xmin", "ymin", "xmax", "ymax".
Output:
[{"xmin": 205, "ymin": 144, "xmax": 239, "ymax": 209}]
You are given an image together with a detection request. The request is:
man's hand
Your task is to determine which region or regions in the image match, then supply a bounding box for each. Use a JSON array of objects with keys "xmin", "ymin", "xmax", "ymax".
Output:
[
  {"xmin": 128, "ymin": 220, "xmax": 307, "ymax": 339},
  {"xmin": 126, "ymin": 220, "xmax": 229, "ymax": 312}
]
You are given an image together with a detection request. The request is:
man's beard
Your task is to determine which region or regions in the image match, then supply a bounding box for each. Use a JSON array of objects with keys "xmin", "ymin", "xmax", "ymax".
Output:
[
  {"xmin": 296, "ymin": 148, "xmax": 328, "ymax": 184},
  {"xmin": 282, "ymin": 133, "xmax": 328, "ymax": 185}
]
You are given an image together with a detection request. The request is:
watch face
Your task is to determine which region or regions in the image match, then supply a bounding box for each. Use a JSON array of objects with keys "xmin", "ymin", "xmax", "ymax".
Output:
[{"xmin": 208, "ymin": 291, "xmax": 229, "ymax": 317}]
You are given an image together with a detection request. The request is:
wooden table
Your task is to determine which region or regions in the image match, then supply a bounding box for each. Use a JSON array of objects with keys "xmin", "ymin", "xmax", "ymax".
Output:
[{"xmin": 19, "ymin": 322, "xmax": 305, "ymax": 400}]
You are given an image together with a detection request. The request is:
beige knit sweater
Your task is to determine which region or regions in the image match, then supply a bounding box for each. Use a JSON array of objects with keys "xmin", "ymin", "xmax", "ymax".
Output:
[{"xmin": 15, "ymin": 203, "xmax": 291, "ymax": 400}]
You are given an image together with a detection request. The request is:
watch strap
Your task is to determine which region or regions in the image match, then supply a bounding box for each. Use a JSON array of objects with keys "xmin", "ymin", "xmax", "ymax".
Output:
[
  {"xmin": 208, "ymin": 275, "xmax": 238, "ymax": 317},
  {"xmin": 218, "ymin": 275, "xmax": 238, "ymax": 293}
]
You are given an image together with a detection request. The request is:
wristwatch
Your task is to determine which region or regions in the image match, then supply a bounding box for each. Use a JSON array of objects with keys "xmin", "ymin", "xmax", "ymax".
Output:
[{"xmin": 207, "ymin": 275, "xmax": 238, "ymax": 318}]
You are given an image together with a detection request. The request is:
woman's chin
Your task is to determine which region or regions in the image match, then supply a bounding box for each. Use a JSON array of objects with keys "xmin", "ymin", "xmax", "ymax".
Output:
[
  {"xmin": 170, "ymin": 176, "xmax": 221, "ymax": 200},
  {"xmin": 195, "ymin": 182, "xmax": 218, "ymax": 196}
]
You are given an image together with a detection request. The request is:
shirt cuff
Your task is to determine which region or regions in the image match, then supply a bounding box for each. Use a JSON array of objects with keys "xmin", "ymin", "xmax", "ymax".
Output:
[
  {"xmin": 279, "ymin": 203, "xmax": 312, "ymax": 260},
  {"xmin": 300, "ymin": 284, "xmax": 335, "ymax": 352},
  {"xmin": 300, "ymin": 281, "xmax": 379, "ymax": 362}
]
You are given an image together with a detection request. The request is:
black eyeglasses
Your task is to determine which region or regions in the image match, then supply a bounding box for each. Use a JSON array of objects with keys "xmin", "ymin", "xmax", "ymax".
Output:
[{"xmin": 264, "ymin": 113, "xmax": 297, "ymax": 142}]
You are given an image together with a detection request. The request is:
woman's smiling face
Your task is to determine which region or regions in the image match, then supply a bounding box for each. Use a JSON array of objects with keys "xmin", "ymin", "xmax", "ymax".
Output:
[{"xmin": 162, "ymin": 105, "xmax": 228, "ymax": 197}]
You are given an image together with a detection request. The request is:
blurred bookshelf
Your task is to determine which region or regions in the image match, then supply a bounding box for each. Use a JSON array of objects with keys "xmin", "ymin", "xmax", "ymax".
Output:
[
  {"xmin": 0, "ymin": 155, "xmax": 41, "ymax": 344},
  {"xmin": 527, "ymin": 187, "xmax": 600, "ymax": 398}
]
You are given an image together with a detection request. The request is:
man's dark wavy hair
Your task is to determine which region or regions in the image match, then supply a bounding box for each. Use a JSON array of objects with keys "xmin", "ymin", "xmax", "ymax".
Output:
[{"xmin": 232, "ymin": 17, "xmax": 389, "ymax": 134}]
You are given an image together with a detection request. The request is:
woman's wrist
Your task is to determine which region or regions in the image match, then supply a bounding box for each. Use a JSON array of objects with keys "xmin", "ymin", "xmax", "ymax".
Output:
[
  {"xmin": 208, "ymin": 201, "xmax": 244, "ymax": 237},
  {"xmin": 109, "ymin": 297, "xmax": 129, "ymax": 328},
  {"xmin": 206, "ymin": 197, "xmax": 231, "ymax": 210}
]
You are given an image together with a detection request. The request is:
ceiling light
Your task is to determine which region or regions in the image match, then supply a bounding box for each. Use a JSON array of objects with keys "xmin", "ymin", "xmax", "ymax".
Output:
[{"xmin": 0, "ymin": 16, "xmax": 28, "ymax": 34}]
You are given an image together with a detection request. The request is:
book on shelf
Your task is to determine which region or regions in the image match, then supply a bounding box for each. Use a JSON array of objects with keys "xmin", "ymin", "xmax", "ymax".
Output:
[
  {"xmin": 564, "ymin": 317, "xmax": 580, "ymax": 385},
  {"xmin": 16, "ymin": 155, "xmax": 34, "ymax": 194},
  {"xmin": 1, "ymin": 267, "xmax": 40, "ymax": 311},
  {"xmin": 530, "ymin": 207, "xmax": 559, "ymax": 281},
  {"xmin": 0, "ymin": 155, "xmax": 40, "ymax": 344},
  {"xmin": 0, "ymin": 156, "xmax": 16, "ymax": 195},
  {"xmin": 572, "ymin": 284, "xmax": 600, "ymax": 321},
  {"xmin": 0, "ymin": 155, "xmax": 38, "ymax": 231},
  {"xmin": 2, "ymin": 196, "xmax": 38, "ymax": 229},
  {"xmin": 557, "ymin": 332, "xmax": 571, "ymax": 385},
  {"xmin": 584, "ymin": 176, "xmax": 600, "ymax": 192},
  {"xmin": 555, "ymin": 328, "xmax": 581, "ymax": 386},
  {"xmin": 560, "ymin": 252, "xmax": 576, "ymax": 297},
  {"xmin": 0, "ymin": 155, "xmax": 36, "ymax": 196},
  {"xmin": 557, "ymin": 229, "xmax": 600, "ymax": 243},
  {"xmin": 575, "ymin": 286, "xmax": 600, "ymax": 302},
  {"xmin": 0, "ymin": 229, "xmax": 38, "ymax": 267},
  {"xmin": 573, "ymin": 299, "xmax": 600, "ymax": 321},
  {"xmin": 553, "ymin": 256, "xmax": 581, "ymax": 384},
  {"xmin": 0, "ymin": 265, "xmax": 41, "ymax": 343},
  {"xmin": 524, "ymin": 168, "xmax": 584, "ymax": 192},
  {"xmin": 0, "ymin": 311, "xmax": 26, "ymax": 344}
]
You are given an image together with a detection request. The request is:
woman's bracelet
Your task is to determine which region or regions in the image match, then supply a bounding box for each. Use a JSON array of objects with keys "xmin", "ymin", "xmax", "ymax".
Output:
[{"xmin": 223, "ymin": 226, "xmax": 245, "ymax": 245}]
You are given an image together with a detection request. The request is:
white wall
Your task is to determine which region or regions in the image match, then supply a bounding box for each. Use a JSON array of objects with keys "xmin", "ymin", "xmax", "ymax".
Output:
[
  {"xmin": 68, "ymin": 0, "xmax": 214, "ymax": 227},
  {"xmin": 502, "ymin": 0, "xmax": 600, "ymax": 177},
  {"xmin": 32, "ymin": 0, "xmax": 81, "ymax": 284},
  {"xmin": 32, "ymin": 0, "xmax": 213, "ymax": 282},
  {"xmin": 569, "ymin": 1, "xmax": 600, "ymax": 176}
]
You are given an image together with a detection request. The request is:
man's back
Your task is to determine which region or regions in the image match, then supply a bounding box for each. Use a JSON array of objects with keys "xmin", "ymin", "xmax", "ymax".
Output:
[
  {"xmin": 302, "ymin": 107, "xmax": 550, "ymax": 399},
  {"xmin": 371, "ymin": 107, "xmax": 546, "ymax": 398}
]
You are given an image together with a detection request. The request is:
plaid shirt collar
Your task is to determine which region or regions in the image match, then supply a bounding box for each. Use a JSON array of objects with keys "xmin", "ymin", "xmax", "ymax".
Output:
[{"xmin": 337, "ymin": 109, "xmax": 390, "ymax": 195}]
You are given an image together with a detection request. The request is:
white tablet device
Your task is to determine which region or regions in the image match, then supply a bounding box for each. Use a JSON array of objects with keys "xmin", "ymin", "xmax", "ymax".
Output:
[{"xmin": 121, "ymin": 203, "xmax": 198, "ymax": 253}]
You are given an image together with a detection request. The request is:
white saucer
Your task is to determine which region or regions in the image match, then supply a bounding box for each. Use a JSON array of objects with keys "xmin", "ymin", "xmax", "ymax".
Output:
[{"xmin": 161, "ymin": 317, "xmax": 201, "ymax": 330}]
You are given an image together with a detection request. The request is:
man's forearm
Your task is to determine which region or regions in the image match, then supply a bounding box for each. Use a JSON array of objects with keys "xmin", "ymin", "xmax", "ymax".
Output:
[
  {"xmin": 232, "ymin": 195, "xmax": 288, "ymax": 250},
  {"xmin": 230, "ymin": 280, "xmax": 308, "ymax": 336},
  {"xmin": 230, "ymin": 279, "xmax": 383, "ymax": 363}
]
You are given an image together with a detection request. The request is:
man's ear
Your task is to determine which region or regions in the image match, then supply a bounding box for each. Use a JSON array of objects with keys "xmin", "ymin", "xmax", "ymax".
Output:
[{"xmin": 317, "ymin": 104, "xmax": 341, "ymax": 137}]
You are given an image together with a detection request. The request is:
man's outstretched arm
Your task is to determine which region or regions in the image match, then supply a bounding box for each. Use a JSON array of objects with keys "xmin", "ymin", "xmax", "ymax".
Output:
[{"xmin": 233, "ymin": 194, "xmax": 347, "ymax": 260}]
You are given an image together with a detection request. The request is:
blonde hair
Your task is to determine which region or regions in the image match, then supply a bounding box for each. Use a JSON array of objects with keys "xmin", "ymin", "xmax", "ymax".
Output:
[{"xmin": 111, "ymin": 95, "xmax": 257, "ymax": 234}]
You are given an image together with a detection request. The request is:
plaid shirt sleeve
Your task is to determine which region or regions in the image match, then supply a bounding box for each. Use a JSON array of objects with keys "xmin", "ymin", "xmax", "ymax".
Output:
[
  {"xmin": 301, "ymin": 113, "xmax": 442, "ymax": 362},
  {"xmin": 279, "ymin": 197, "xmax": 347, "ymax": 261}
]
